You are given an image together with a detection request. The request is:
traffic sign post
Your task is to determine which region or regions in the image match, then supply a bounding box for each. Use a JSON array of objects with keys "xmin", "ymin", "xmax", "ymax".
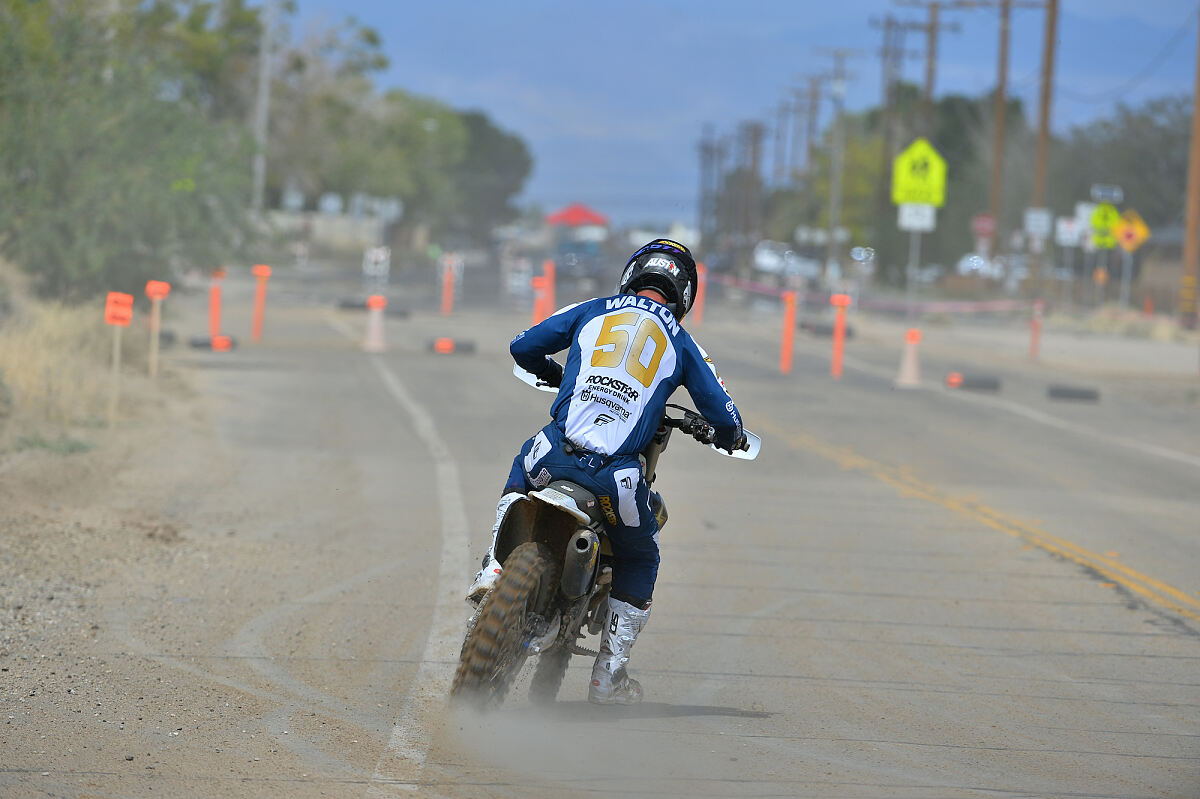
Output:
[
  {"xmin": 1090, "ymin": 203, "xmax": 1120, "ymax": 251},
  {"xmin": 1090, "ymin": 183, "xmax": 1124, "ymax": 205},
  {"xmin": 1023, "ymin": 207, "xmax": 1053, "ymax": 255},
  {"xmin": 971, "ymin": 213, "xmax": 995, "ymax": 258},
  {"xmin": 104, "ymin": 292, "xmax": 134, "ymax": 428},
  {"xmin": 1055, "ymin": 217, "xmax": 1081, "ymax": 309},
  {"xmin": 1113, "ymin": 209, "xmax": 1151, "ymax": 312},
  {"xmin": 893, "ymin": 139, "xmax": 947, "ymax": 322},
  {"xmin": 1089, "ymin": 203, "xmax": 1120, "ymax": 305},
  {"xmin": 892, "ymin": 138, "xmax": 947, "ymax": 207},
  {"xmin": 144, "ymin": 280, "xmax": 170, "ymax": 377}
]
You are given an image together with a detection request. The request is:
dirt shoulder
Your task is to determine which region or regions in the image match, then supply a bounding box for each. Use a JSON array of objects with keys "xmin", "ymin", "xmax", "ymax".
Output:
[{"xmin": 0, "ymin": 347, "xmax": 227, "ymax": 777}]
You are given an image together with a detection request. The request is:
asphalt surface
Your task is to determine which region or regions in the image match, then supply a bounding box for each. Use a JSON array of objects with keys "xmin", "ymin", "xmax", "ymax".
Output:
[{"xmin": 3, "ymin": 264, "xmax": 1198, "ymax": 798}]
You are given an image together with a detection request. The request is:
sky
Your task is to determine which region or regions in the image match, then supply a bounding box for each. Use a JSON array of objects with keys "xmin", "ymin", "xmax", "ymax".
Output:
[{"xmin": 291, "ymin": 0, "xmax": 1199, "ymax": 227}]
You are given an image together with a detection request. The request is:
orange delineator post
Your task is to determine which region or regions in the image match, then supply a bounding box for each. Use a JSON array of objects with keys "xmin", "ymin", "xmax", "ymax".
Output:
[
  {"xmin": 895, "ymin": 328, "xmax": 922, "ymax": 388},
  {"xmin": 531, "ymin": 275, "xmax": 549, "ymax": 324},
  {"xmin": 830, "ymin": 293, "xmax": 852, "ymax": 378},
  {"xmin": 693, "ymin": 263, "xmax": 708, "ymax": 325},
  {"xmin": 1143, "ymin": 294, "xmax": 1155, "ymax": 317},
  {"xmin": 441, "ymin": 263, "xmax": 455, "ymax": 316},
  {"xmin": 144, "ymin": 280, "xmax": 170, "ymax": 378},
  {"xmin": 251, "ymin": 264, "xmax": 271, "ymax": 343},
  {"xmin": 543, "ymin": 259, "xmax": 556, "ymax": 313},
  {"xmin": 1029, "ymin": 299, "xmax": 1044, "ymax": 362},
  {"xmin": 208, "ymin": 278, "xmax": 222, "ymax": 343},
  {"xmin": 779, "ymin": 291, "xmax": 797, "ymax": 375},
  {"xmin": 364, "ymin": 294, "xmax": 387, "ymax": 353}
]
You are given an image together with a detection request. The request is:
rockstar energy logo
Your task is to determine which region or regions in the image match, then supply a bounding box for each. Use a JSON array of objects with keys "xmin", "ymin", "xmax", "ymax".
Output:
[{"xmin": 598, "ymin": 495, "xmax": 618, "ymax": 525}]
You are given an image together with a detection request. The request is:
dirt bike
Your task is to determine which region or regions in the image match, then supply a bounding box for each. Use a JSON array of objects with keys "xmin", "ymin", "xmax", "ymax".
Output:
[{"xmin": 448, "ymin": 366, "xmax": 760, "ymax": 708}]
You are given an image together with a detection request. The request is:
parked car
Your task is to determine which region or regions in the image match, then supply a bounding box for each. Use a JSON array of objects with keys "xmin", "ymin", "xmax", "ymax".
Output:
[
  {"xmin": 955, "ymin": 253, "xmax": 1002, "ymax": 280},
  {"xmin": 754, "ymin": 240, "xmax": 820, "ymax": 282}
]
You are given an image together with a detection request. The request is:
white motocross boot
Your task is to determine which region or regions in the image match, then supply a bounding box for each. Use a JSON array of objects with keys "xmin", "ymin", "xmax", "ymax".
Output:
[
  {"xmin": 466, "ymin": 492, "xmax": 523, "ymax": 604},
  {"xmin": 588, "ymin": 597, "xmax": 651, "ymax": 705}
]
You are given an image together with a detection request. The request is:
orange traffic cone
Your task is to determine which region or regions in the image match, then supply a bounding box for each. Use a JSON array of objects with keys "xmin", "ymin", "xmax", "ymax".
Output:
[
  {"xmin": 364, "ymin": 294, "xmax": 387, "ymax": 353},
  {"xmin": 894, "ymin": 328, "xmax": 921, "ymax": 389}
]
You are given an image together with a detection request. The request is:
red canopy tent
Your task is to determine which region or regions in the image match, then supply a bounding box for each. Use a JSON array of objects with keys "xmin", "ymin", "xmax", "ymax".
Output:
[{"xmin": 545, "ymin": 202, "xmax": 609, "ymax": 227}]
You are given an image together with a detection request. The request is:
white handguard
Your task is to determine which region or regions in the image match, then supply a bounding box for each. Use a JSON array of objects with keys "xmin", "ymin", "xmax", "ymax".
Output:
[
  {"xmin": 713, "ymin": 430, "xmax": 761, "ymax": 460},
  {"xmin": 513, "ymin": 363, "xmax": 558, "ymax": 393}
]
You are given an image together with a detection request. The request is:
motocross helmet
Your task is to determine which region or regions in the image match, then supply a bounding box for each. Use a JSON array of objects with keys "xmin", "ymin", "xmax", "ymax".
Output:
[{"xmin": 617, "ymin": 239, "xmax": 699, "ymax": 320}]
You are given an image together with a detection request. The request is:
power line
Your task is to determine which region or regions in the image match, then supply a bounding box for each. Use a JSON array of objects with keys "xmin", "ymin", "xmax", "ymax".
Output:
[{"xmin": 1056, "ymin": 5, "xmax": 1199, "ymax": 104}]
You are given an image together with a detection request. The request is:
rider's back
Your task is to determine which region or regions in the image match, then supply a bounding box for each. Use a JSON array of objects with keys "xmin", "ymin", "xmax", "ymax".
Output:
[{"xmin": 510, "ymin": 295, "xmax": 740, "ymax": 457}]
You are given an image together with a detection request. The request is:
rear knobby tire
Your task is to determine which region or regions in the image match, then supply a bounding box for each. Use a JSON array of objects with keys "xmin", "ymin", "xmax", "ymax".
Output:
[
  {"xmin": 529, "ymin": 645, "xmax": 572, "ymax": 705},
  {"xmin": 450, "ymin": 542, "xmax": 551, "ymax": 707}
]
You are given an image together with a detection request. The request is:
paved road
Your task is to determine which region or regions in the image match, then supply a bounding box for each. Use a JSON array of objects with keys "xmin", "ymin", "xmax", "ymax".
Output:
[{"xmin": 3, "ymin": 266, "xmax": 1197, "ymax": 798}]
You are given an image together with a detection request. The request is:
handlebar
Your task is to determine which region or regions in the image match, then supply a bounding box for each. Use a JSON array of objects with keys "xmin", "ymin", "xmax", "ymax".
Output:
[{"xmin": 661, "ymin": 404, "xmax": 748, "ymax": 452}]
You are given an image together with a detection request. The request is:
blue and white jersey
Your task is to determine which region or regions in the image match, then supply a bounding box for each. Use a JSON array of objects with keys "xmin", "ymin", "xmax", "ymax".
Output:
[{"xmin": 511, "ymin": 295, "xmax": 743, "ymax": 457}]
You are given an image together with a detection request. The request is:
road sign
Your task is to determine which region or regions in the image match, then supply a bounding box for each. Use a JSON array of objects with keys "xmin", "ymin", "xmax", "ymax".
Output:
[
  {"xmin": 1074, "ymin": 201, "xmax": 1095, "ymax": 228},
  {"xmin": 1114, "ymin": 208, "xmax": 1150, "ymax": 253},
  {"xmin": 1090, "ymin": 202, "xmax": 1120, "ymax": 250},
  {"xmin": 104, "ymin": 292, "xmax": 133, "ymax": 326},
  {"xmin": 1055, "ymin": 217, "xmax": 1080, "ymax": 247},
  {"xmin": 144, "ymin": 280, "xmax": 171, "ymax": 300},
  {"xmin": 892, "ymin": 138, "xmax": 947, "ymax": 207},
  {"xmin": 1023, "ymin": 207, "xmax": 1053, "ymax": 240},
  {"xmin": 898, "ymin": 203, "xmax": 936, "ymax": 232},
  {"xmin": 971, "ymin": 212, "xmax": 996, "ymax": 238},
  {"xmin": 1090, "ymin": 183, "xmax": 1124, "ymax": 204}
]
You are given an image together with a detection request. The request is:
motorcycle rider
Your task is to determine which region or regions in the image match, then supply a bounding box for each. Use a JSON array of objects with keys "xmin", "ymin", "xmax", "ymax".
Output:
[{"xmin": 467, "ymin": 239, "xmax": 745, "ymax": 705}]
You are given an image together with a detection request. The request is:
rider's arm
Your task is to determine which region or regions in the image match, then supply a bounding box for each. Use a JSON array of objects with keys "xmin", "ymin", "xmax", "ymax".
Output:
[
  {"xmin": 680, "ymin": 340, "xmax": 744, "ymax": 452},
  {"xmin": 509, "ymin": 301, "xmax": 589, "ymax": 386}
]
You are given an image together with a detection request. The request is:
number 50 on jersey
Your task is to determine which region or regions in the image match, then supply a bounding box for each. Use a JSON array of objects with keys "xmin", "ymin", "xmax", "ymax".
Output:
[{"xmin": 591, "ymin": 312, "xmax": 668, "ymax": 389}]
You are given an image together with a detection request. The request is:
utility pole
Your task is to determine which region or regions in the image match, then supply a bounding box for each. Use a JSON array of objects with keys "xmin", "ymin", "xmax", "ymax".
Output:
[
  {"xmin": 952, "ymin": 0, "xmax": 1041, "ymax": 258},
  {"xmin": 774, "ymin": 100, "xmax": 790, "ymax": 184},
  {"xmin": 789, "ymin": 87, "xmax": 807, "ymax": 181},
  {"xmin": 697, "ymin": 125, "xmax": 716, "ymax": 247},
  {"xmin": 745, "ymin": 121, "xmax": 766, "ymax": 249},
  {"xmin": 895, "ymin": 1, "xmax": 962, "ymax": 133},
  {"xmin": 732, "ymin": 122, "xmax": 766, "ymax": 277},
  {"xmin": 1029, "ymin": 0, "xmax": 1058, "ymax": 291},
  {"xmin": 805, "ymin": 76, "xmax": 826, "ymax": 179},
  {"xmin": 714, "ymin": 134, "xmax": 731, "ymax": 251},
  {"xmin": 816, "ymin": 49, "xmax": 862, "ymax": 281},
  {"xmin": 250, "ymin": 0, "xmax": 275, "ymax": 214},
  {"xmin": 871, "ymin": 16, "xmax": 921, "ymax": 247},
  {"xmin": 989, "ymin": 0, "xmax": 1011, "ymax": 255},
  {"xmin": 1183, "ymin": 0, "xmax": 1200, "ymax": 329}
]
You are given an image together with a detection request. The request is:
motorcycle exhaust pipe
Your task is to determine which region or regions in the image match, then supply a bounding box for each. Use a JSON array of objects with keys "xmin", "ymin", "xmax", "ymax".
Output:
[{"xmin": 560, "ymin": 530, "xmax": 599, "ymax": 600}]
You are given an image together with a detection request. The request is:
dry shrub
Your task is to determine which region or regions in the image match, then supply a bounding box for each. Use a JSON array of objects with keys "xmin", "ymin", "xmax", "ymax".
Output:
[{"xmin": 0, "ymin": 302, "xmax": 114, "ymax": 426}]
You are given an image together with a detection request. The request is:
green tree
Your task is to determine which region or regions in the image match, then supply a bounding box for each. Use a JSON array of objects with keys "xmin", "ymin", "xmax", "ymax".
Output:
[
  {"xmin": 448, "ymin": 111, "xmax": 532, "ymax": 244},
  {"xmin": 0, "ymin": 0, "xmax": 253, "ymax": 300},
  {"xmin": 1049, "ymin": 96, "xmax": 1190, "ymax": 227}
]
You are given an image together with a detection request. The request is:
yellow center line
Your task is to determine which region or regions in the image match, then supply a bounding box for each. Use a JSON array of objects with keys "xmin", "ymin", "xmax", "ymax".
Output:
[{"xmin": 754, "ymin": 416, "xmax": 1200, "ymax": 625}]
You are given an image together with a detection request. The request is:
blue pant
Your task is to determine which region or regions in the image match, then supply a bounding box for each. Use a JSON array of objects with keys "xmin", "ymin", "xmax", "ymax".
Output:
[{"xmin": 505, "ymin": 423, "xmax": 660, "ymax": 606}]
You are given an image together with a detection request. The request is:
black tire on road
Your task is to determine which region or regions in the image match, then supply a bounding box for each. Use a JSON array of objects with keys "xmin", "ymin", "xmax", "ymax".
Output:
[{"xmin": 450, "ymin": 542, "xmax": 551, "ymax": 708}]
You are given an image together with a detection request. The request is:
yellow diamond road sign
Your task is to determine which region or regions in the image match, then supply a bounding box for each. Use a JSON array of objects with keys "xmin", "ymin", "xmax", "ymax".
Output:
[
  {"xmin": 1090, "ymin": 202, "xmax": 1120, "ymax": 250},
  {"xmin": 892, "ymin": 138, "xmax": 947, "ymax": 208},
  {"xmin": 1114, "ymin": 208, "xmax": 1150, "ymax": 253}
]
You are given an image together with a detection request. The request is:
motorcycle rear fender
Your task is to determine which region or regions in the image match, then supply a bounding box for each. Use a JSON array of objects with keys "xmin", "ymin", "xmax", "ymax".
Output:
[
  {"xmin": 531, "ymin": 481, "xmax": 604, "ymax": 526},
  {"xmin": 494, "ymin": 481, "xmax": 606, "ymax": 572}
]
